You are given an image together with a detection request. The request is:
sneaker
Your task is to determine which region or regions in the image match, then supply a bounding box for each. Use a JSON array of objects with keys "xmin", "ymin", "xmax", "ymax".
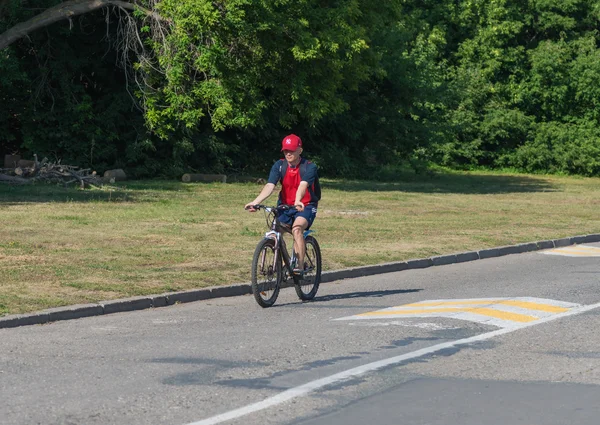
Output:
[
  {"xmin": 294, "ymin": 263, "xmax": 310, "ymax": 276},
  {"xmin": 294, "ymin": 262, "xmax": 313, "ymax": 276}
]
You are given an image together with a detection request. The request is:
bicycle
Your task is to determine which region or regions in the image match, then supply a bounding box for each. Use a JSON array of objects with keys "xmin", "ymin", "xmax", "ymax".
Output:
[{"xmin": 246, "ymin": 204, "xmax": 322, "ymax": 308}]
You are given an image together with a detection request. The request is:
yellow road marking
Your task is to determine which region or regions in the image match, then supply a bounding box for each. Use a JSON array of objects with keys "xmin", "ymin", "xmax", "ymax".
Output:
[
  {"xmin": 358, "ymin": 307, "xmax": 538, "ymax": 322},
  {"xmin": 403, "ymin": 300, "xmax": 504, "ymax": 307},
  {"xmin": 499, "ymin": 300, "xmax": 568, "ymax": 313},
  {"xmin": 359, "ymin": 308, "xmax": 468, "ymax": 316},
  {"xmin": 468, "ymin": 308, "xmax": 537, "ymax": 323},
  {"xmin": 404, "ymin": 300, "xmax": 568, "ymax": 313}
]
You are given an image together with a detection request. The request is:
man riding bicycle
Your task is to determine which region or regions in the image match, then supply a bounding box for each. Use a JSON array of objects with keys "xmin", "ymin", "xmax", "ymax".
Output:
[{"xmin": 245, "ymin": 134, "xmax": 320, "ymax": 276}]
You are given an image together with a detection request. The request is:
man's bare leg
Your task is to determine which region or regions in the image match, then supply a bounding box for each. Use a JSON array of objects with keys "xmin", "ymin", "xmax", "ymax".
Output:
[{"xmin": 292, "ymin": 217, "xmax": 309, "ymax": 272}]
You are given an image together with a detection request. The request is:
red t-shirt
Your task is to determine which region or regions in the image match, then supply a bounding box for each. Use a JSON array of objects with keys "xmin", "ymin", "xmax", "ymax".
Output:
[
  {"xmin": 280, "ymin": 165, "xmax": 311, "ymax": 205},
  {"xmin": 267, "ymin": 158, "xmax": 319, "ymax": 206}
]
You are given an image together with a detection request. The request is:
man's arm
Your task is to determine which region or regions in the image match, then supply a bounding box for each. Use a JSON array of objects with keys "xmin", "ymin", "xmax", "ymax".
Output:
[
  {"xmin": 245, "ymin": 160, "xmax": 282, "ymax": 211},
  {"xmin": 294, "ymin": 181, "xmax": 309, "ymax": 211},
  {"xmin": 245, "ymin": 183, "xmax": 276, "ymax": 211}
]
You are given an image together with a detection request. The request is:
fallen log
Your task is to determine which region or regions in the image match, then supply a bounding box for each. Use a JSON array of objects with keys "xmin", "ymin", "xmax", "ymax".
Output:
[
  {"xmin": 3, "ymin": 155, "xmax": 20, "ymax": 169},
  {"xmin": 103, "ymin": 169, "xmax": 127, "ymax": 182},
  {"xmin": 182, "ymin": 173, "xmax": 227, "ymax": 183},
  {"xmin": 0, "ymin": 174, "xmax": 31, "ymax": 184},
  {"xmin": 17, "ymin": 160, "xmax": 35, "ymax": 168},
  {"xmin": 227, "ymin": 175, "xmax": 266, "ymax": 184},
  {"xmin": 0, "ymin": 157, "xmax": 103, "ymax": 188}
]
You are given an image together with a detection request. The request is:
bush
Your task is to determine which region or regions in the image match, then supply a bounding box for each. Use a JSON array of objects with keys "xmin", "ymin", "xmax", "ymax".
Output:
[{"xmin": 509, "ymin": 120, "xmax": 600, "ymax": 176}]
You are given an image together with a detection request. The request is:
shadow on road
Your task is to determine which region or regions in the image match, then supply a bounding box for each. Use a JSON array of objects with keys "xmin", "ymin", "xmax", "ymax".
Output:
[
  {"xmin": 275, "ymin": 288, "xmax": 423, "ymax": 308},
  {"xmin": 313, "ymin": 288, "xmax": 422, "ymax": 302}
]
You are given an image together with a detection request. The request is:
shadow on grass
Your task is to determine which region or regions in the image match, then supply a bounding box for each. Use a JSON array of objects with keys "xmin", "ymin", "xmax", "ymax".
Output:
[
  {"xmin": 325, "ymin": 172, "xmax": 557, "ymax": 195},
  {"xmin": 0, "ymin": 180, "xmax": 197, "ymax": 205},
  {"xmin": 0, "ymin": 171, "xmax": 558, "ymax": 204},
  {"xmin": 0, "ymin": 184, "xmax": 132, "ymax": 204}
]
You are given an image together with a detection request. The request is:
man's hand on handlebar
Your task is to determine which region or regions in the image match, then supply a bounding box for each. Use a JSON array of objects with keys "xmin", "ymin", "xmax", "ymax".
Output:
[{"xmin": 244, "ymin": 203, "xmax": 258, "ymax": 212}]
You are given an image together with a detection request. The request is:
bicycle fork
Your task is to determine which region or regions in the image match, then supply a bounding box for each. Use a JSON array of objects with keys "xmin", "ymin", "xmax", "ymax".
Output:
[{"xmin": 260, "ymin": 232, "xmax": 288, "ymax": 281}]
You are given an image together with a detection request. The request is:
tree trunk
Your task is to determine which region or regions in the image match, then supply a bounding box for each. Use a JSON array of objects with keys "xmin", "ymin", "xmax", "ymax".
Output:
[{"xmin": 0, "ymin": 0, "xmax": 161, "ymax": 50}]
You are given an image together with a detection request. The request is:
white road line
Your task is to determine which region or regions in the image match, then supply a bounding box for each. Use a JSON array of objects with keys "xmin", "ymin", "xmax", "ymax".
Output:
[
  {"xmin": 348, "ymin": 321, "xmax": 461, "ymax": 330},
  {"xmin": 184, "ymin": 301, "xmax": 600, "ymax": 425}
]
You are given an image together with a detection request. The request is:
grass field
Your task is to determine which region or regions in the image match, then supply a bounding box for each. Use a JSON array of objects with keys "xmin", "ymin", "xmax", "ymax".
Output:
[{"xmin": 1, "ymin": 170, "xmax": 600, "ymax": 316}]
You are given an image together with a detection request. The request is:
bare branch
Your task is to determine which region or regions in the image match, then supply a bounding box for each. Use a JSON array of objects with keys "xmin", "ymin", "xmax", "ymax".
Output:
[{"xmin": 0, "ymin": 0, "xmax": 167, "ymax": 50}]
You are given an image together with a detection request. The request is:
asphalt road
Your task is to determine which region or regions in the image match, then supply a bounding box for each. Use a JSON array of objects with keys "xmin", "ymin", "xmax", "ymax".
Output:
[{"xmin": 2, "ymin": 244, "xmax": 600, "ymax": 425}]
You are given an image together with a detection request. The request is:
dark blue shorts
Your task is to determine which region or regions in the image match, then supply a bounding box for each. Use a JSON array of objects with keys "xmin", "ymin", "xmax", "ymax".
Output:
[{"xmin": 277, "ymin": 205, "xmax": 318, "ymax": 230}]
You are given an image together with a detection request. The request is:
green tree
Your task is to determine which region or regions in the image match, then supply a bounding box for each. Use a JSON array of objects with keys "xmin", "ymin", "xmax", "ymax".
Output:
[
  {"xmin": 430, "ymin": 0, "xmax": 600, "ymax": 176},
  {"xmin": 3, "ymin": 0, "xmax": 441, "ymax": 177}
]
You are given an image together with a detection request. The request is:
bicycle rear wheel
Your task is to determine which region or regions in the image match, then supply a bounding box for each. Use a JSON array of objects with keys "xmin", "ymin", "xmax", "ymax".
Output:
[
  {"xmin": 295, "ymin": 235, "xmax": 321, "ymax": 301},
  {"xmin": 251, "ymin": 239, "xmax": 282, "ymax": 307}
]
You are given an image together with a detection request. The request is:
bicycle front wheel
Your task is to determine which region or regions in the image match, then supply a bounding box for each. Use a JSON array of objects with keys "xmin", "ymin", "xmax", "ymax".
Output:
[
  {"xmin": 295, "ymin": 235, "xmax": 322, "ymax": 301},
  {"xmin": 251, "ymin": 238, "xmax": 282, "ymax": 308}
]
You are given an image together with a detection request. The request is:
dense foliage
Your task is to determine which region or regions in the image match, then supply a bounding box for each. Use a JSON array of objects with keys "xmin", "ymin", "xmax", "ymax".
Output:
[
  {"xmin": 2, "ymin": 0, "xmax": 600, "ymax": 177},
  {"xmin": 0, "ymin": 2, "xmax": 153, "ymax": 174},
  {"xmin": 432, "ymin": 0, "xmax": 600, "ymax": 176}
]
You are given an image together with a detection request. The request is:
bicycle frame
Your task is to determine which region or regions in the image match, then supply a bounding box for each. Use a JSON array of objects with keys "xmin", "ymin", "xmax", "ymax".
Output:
[
  {"xmin": 260, "ymin": 206, "xmax": 312, "ymax": 284},
  {"xmin": 263, "ymin": 223, "xmax": 296, "ymax": 283}
]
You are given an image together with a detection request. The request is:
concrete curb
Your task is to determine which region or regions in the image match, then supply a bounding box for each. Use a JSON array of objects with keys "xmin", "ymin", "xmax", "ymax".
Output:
[{"xmin": 2, "ymin": 233, "xmax": 600, "ymax": 329}]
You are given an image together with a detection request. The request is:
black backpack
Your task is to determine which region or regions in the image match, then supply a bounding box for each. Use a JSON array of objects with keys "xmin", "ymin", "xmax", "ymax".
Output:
[{"xmin": 279, "ymin": 159, "xmax": 321, "ymax": 202}]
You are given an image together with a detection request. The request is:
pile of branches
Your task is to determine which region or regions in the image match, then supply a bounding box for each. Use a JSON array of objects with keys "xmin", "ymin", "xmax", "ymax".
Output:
[{"xmin": 0, "ymin": 156, "xmax": 103, "ymax": 188}]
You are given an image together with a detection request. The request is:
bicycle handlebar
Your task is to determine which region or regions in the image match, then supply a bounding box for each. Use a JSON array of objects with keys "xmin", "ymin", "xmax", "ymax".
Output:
[{"xmin": 245, "ymin": 204, "xmax": 296, "ymax": 212}]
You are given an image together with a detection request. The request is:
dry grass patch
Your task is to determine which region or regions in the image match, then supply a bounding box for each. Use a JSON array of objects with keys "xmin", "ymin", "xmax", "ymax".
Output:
[{"xmin": 1, "ymin": 171, "xmax": 600, "ymax": 315}]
